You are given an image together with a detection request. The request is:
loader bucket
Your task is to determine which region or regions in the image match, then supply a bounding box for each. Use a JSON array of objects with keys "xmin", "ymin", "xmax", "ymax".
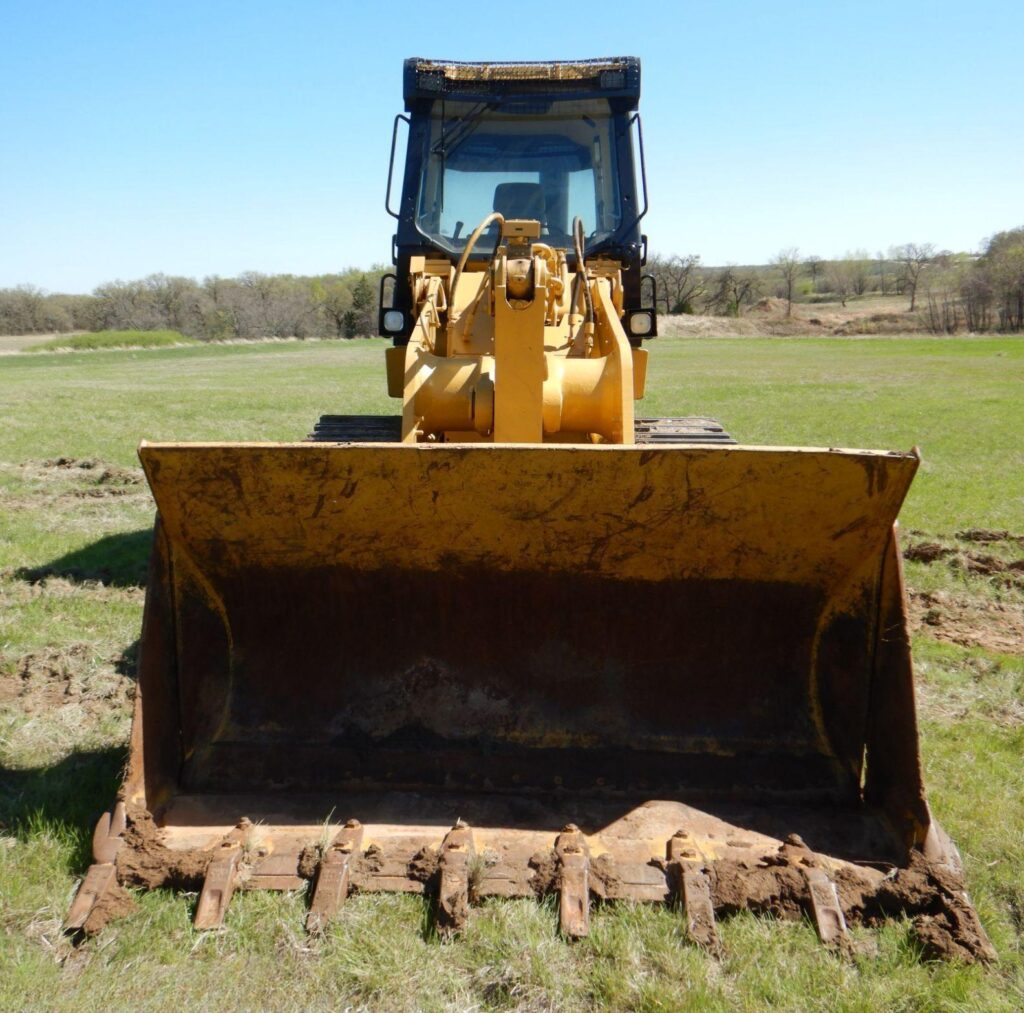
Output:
[{"xmin": 71, "ymin": 441, "xmax": 993, "ymax": 959}]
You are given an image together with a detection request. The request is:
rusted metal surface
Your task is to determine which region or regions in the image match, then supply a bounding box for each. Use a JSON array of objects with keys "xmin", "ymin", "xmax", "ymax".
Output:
[
  {"xmin": 306, "ymin": 820, "xmax": 364, "ymax": 935},
  {"xmin": 193, "ymin": 821, "xmax": 248, "ymax": 930},
  {"xmin": 667, "ymin": 831, "xmax": 721, "ymax": 955},
  {"xmin": 83, "ymin": 794, "xmax": 994, "ymax": 958},
  {"xmin": 436, "ymin": 821, "xmax": 475, "ymax": 936},
  {"xmin": 804, "ymin": 866, "xmax": 851, "ymax": 952},
  {"xmin": 64, "ymin": 862, "xmax": 120, "ymax": 932},
  {"xmin": 64, "ymin": 803, "xmax": 127, "ymax": 932},
  {"xmin": 555, "ymin": 825, "xmax": 590, "ymax": 939}
]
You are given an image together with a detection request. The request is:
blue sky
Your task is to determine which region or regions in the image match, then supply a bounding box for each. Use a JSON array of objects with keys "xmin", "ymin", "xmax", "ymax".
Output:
[{"xmin": 2, "ymin": 0, "xmax": 1021, "ymax": 292}]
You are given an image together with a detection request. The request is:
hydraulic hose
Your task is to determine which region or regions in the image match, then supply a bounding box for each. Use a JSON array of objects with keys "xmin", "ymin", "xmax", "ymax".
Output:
[
  {"xmin": 572, "ymin": 216, "xmax": 594, "ymax": 325},
  {"xmin": 450, "ymin": 212, "xmax": 504, "ymax": 320},
  {"xmin": 570, "ymin": 216, "xmax": 596, "ymax": 356}
]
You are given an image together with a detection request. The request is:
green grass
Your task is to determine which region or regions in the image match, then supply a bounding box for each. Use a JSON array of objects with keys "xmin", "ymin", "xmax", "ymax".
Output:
[
  {"xmin": 26, "ymin": 329, "xmax": 198, "ymax": 352},
  {"xmin": 0, "ymin": 335, "xmax": 1022, "ymax": 1010}
]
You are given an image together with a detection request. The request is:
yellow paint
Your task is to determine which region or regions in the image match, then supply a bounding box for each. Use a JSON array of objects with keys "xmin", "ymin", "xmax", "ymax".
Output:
[
  {"xmin": 391, "ymin": 214, "xmax": 639, "ymax": 444},
  {"xmin": 493, "ymin": 250, "xmax": 547, "ymax": 441},
  {"xmin": 139, "ymin": 441, "xmax": 917, "ymax": 586}
]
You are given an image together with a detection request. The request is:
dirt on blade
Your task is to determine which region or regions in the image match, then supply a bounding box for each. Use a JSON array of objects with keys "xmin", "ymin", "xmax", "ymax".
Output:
[
  {"xmin": 116, "ymin": 804, "xmax": 212, "ymax": 890},
  {"xmin": 80, "ymin": 881, "xmax": 137, "ymax": 936},
  {"xmin": 873, "ymin": 854, "xmax": 998, "ymax": 963}
]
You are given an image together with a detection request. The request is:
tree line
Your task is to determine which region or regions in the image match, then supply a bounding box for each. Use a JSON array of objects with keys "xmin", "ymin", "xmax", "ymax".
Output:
[
  {"xmin": 647, "ymin": 226, "xmax": 1024, "ymax": 333},
  {"xmin": 0, "ymin": 268, "xmax": 386, "ymax": 339},
  {"xmin": 2, "ymin": 227, "xmax": 1022, "ymax": 337},
  {"xmin": 647, "ymin": 245, "xmax": 938, "ymax": 317}
]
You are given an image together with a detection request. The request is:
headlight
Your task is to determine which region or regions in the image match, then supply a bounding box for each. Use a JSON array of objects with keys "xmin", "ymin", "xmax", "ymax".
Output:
[
  {"xmin": 629, "ymin": 311, "xmax": 653, "ymax": 335},
  {"xmin": 382, "ymin": 310, "xmax": 405, "ymax": 333}
]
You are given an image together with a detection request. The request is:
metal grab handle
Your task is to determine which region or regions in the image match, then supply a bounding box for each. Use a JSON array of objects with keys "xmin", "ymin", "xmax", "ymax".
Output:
[{"xmin": 385, "ymin": 114, "xmax": 411, "ymax": 219}]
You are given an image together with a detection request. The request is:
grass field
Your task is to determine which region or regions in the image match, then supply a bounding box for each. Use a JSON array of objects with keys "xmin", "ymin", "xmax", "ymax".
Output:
[{"xmin": 1, "ymin": 336, "xmax": 1022, "ymax": 1010}]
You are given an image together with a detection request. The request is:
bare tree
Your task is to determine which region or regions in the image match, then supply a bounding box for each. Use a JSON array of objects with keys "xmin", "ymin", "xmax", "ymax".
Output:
[
  {"xmin": 842, "ymin": 250, "xmax": 871, "ymax": 297},
  {"xmin": 890, "ymin": 243, "xmax": 935, "ymax": 311},
  {"xmin": 804, "ymin": 255, "xmax": 824, "ymax": 288},
  {"xmin": 826, "ymin": 260, "xmax": 857, "ymax": 307},
  {"xmin": 771, "ymin": 248, "xmax": 801, "ymax": 316},
  {"xmin": 647, "ymin": 253, "xmax": 705, "ymax": 313},
  {"xmin": 875, "ymin": 251, "xmax": 889, "ymax": 296},
  {"xmin": 706, "ymin": 266, "xmax": 760, "ymax": 317}
]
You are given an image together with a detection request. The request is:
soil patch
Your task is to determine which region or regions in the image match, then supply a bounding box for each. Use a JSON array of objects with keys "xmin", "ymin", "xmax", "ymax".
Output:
[
  {"xmin": 909, "ymin": 590, "xmax": 1024, "ymax": 655},
  {"xmin": 0, "ymin": 644, "xmax": 133, "ymax": 715},
  {"xmin": 10, "ymin": 457, "xmax": 145, "ymax": 497},
  {"xmin": 957, "ymin": 529, "xmax": 1024, "ymax": 546},
  {"xmin": 904, "ymin": 542, "xmax": 955, "ymax": 564},
  {"xmin": 904, "ymin": 536, "xmax": 1024, "ymax": 589},
  {"xmin": 33, "ymin": 457, "xmax": 144, "ymax": 496}
]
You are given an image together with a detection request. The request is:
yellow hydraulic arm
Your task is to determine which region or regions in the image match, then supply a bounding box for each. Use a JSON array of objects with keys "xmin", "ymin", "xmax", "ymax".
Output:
[{"xmin": 385, "ymin": 215, "xmax": 648, "ymax": 444}]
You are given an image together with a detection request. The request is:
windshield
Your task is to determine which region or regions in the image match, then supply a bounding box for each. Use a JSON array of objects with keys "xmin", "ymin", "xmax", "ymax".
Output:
[{"xmin": 414, "ymin": 98, "xmax": 622, "ymax": 255}]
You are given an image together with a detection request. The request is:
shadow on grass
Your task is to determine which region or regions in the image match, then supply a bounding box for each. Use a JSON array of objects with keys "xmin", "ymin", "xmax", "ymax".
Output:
[
  {"xmin": 0, "ymin": 747, "xmax": 127, "ymax": 872},
  {"xmin": 16, "ymin": 528, "xmax": 153, "ymax": 588}
]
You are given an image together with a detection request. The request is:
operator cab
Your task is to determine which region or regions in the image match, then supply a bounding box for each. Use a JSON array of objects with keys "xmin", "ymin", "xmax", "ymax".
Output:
[
  {"xmin": 382, "ymin": 58, "xmax": 653, "ymax": 342},
  {"xmin": 414, "ymin": 98, "xmax": 625, "ymax": 255}
]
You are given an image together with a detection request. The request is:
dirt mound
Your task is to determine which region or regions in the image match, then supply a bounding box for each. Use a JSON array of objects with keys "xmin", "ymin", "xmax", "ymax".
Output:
[
  {"xmin": 954, "ymin": 553, "xmax": 1024, "ymax": 583},
  {"xmin": 909, "ymin": 590, "xmax": 1024, "ymax": 655},
  {"xmin": 903, "ymin": 542, "xmax": 955, "ymax": 564},
  {"xmin": 956, "ymin": 529, "xmax": 1024, "ymax": 545},
  {"xmin": 750, "ymin": 297, "xmax": 787, "ymax": 314},
  {"xmin": 903, "ymin": 536, "xmax": 1024, "ymax": 590}
]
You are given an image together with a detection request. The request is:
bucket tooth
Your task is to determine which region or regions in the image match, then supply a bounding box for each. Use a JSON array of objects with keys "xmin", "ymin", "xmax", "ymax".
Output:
[
  {"xmin": 194, "ymin": 821, "xmax": 249, "ymax": 930},
  {"xmin": 306, "ymin": 819, "xmax": 364, "ymax": 935},
  {"xmin": 555, "ymin": 824, "xmax": 591, "ymax": 940},
  {"xmin": 803, "ymin": 866, "xmax": 851, "ymax": 953},
  {"xmin": 64, "ymin": 862, "xmax": 120, "ymax": 933},
  {"xmin": 666, "ymin": 831, "xmax": 721, "ymax": 956},
  {"xmin": 64, "ymin": 802, "xmax": 127, "ymax": 933},
  {"xmin": 436, "ymin": 820, "xmax": 475, "ymax": 937},
  {"xmin": 92, "ymin": 801, "xmax": 127, "ymax": 863}
]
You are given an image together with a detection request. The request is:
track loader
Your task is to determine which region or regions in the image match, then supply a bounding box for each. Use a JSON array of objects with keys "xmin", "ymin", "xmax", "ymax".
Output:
[{"xmin": 67, "ymin": 57, "xmax": 993, "ymax": 960}]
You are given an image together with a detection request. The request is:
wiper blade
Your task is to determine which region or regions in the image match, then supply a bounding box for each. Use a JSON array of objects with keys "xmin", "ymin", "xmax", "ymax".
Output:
[{"xmin": 430, "ymin": 101, "xmax": 496, "ymax": 156}]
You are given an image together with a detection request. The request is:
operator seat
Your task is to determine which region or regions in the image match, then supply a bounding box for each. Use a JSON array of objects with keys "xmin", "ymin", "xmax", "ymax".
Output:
[{"xmin": 493, "ymin": 182, "xmax": 546, "ymax": 224}]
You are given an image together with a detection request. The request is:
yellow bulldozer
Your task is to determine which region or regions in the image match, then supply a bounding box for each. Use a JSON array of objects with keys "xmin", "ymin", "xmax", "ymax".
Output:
[{"xmin": 66, "ymin": 57, "xmax": 993, "ymax": 960}]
